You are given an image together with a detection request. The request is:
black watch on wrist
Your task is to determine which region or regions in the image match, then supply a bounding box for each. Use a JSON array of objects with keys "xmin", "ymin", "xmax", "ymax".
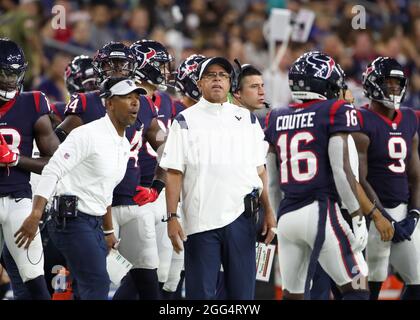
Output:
[{"xmin": 162, "ymin": 213, "xmax": 180, "ymax": 222}]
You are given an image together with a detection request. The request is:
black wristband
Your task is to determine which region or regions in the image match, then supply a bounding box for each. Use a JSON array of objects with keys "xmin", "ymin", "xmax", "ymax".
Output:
[
  {"xmin": 151, "ymin": 179, "xmax": 165, "ymax": 195},
  {"xmin": 54, "ymin": 127, "xmax": 68, "ymax": 143},
  {"xmin": 366, "ymin": 200, "xmax": 377, "ymax": 218},
  {"xmin": 162, "ymin": 213, "xmax": 180, "ymax": 223}
]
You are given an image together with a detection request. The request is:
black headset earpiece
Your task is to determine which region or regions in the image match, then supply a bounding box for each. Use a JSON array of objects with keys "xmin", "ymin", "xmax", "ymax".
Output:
[
  {"xmin": 231, "ymin": 58, "xmax": 242, "ymax": 93},
  {"xmin": 99, "ymin": 78, "xmax": 111, "ymax": 98}
]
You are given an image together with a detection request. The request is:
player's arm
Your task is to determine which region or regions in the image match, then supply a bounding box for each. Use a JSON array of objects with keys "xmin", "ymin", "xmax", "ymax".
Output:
[
  {"xmin": 407, "ymin": 132, "xmax": 420, "ymax": 210},
  {"xmin": 55, "ymin": 94, "xmax": 87, "ymax": 142},
  {"xmin": 355, "ymin": 181, "xmax": 394, "ymax": 241},
  {"xmin": 17, "ymin": 114, "xmax": 60, "ymax": 175},
  {"xmin": 351, "ymin": 132, "xmax": 386, "ymax": 212},
  {"xmin": 145, "ymin": 117, "xmax": 167, "ymax": 183},
  {"xmin": 352, "ymin": 131, "xmax": 406, "ymax": 242},
  {"xmin": 55, "ymin": 115, "xmax": 84, "ymax": 142},
  {"xmin": 400, "ymin": 131, "xmax": 420, "ymax": 235},
  {"xmin": 132, "ymin": 118, "xmax": 166, "ymax": 206},
  {"xmin": 328, "ymin": 132, "xmax": 367, "ymax": 251},
  {"xmin": 391, "ymin": 132, "xmax": 420, "ymax": 240},
  {"xmin": 329, "ymin": 132, "xmax": 361, "ymax": 217}
]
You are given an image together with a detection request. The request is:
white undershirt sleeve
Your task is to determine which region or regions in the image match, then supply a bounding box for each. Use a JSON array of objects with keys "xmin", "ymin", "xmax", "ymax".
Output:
[{"xmin": 328, "ymin": 135, "xmax": 360, "ymax": 213}]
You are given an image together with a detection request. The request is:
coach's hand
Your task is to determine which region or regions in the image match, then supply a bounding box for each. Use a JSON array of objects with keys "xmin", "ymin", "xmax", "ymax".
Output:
[
  {"xmin": 261, "ymin": 208, "xmax": 277, "ymax": 245},
  {"xmin": 167, "ymin": 218, "xmax": 186, "ymax": 254},
  {"xmin": 14, "ymin": 211, "xmax": 42, "ymax": 249},
  {"xmin": 133, "ymin": 186, "xmax": 159, "ymax": 206},
  {"xmin": 104, "ymin": 233, "xmax": 119, "ymax": 253},
  {"xmin": 371, "ymin": 209, "xmax": 394, "ymax": 241}
]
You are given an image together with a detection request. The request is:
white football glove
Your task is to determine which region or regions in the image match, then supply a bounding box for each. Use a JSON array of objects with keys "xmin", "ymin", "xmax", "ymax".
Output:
[{"xmin": 352, "ymin": 215, "xmax": 368, "ymax": 252}]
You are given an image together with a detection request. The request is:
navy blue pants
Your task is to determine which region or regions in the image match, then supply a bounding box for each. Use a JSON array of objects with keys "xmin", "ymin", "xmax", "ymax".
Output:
[
  {"xmin": 184, "ymin": 212, "xmax": 256, "ymax": 300},
  {"xmin": 1, "ymin": 245, "xmax": 31, "ymax": 299},
  {"xmin": 47, "ymin": 212, "xmax": 110, "ymax": 300}
]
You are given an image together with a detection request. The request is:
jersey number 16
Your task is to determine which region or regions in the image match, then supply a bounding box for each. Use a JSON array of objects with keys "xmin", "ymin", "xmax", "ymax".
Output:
[{"xmin": 277, "ymin": 131, "xmax": 318, "ymax": 183}]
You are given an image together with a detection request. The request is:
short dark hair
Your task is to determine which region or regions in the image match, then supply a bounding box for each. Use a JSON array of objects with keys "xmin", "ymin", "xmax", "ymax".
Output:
[{"xmin": 237, "ymin": 65, "xmax": 262, "ymax": 91}]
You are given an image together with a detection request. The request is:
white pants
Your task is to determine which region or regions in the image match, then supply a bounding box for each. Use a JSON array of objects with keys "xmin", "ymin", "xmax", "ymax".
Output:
[
  {"xmin": 277, "ymin": 200, "xmax": 368, "ymax": 294},
  {"xmin": 112, "ymin": 204, "xmax": 159, "ymax": 269},
  {"xmin": 153, "ymin": 190, "xmax": 184, "ymax": 291},
  {"xmin": 367, "ymin": 204, "xmax": 420, "ymax": 284},
  {"xmin": 0, "ymin": 196, "xmax": 44, "ymax": 282}
]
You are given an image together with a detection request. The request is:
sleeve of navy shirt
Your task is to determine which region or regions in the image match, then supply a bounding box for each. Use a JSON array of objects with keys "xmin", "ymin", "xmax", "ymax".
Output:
[
  {"xmin": 139, "ymin": 95, "xmax": 157, "ymax": 134},
  {"xmin": 155, "ymin": 91, "xmax": 174, "ymax": 128},
  {"xmin": 50, "ymin": 101, "xmax": 66, "ymax": 121},
  {"xmin": 136, "ymin": 95, "xmax": 159, "ymax": 187},
  {"xmin": 64, "ymin": 91, "xmax": 105, "ymax": 125},
  {"xmin": 36, "ymin": 91, "xmax": 52, "ymax": 117},
  {"xmin": 327, "ymin": 99, "xmax": 360, "ymax": 134}
]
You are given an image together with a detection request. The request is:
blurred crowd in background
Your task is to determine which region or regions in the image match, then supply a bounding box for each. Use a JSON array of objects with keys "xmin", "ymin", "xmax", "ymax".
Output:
[{"xmin": 0, "ymin": 0, "xmax": 419, "ymax": 108}]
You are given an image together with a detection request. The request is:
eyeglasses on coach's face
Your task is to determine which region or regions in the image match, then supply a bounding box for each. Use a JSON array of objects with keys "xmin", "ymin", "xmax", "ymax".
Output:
[{"xmin": 202, "ymin": 72, "xmax": 230, "ymax": 80}]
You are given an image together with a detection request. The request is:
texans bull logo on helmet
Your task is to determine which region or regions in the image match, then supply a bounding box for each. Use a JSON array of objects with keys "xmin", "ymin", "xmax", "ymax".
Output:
[
  {"xmin": 177, "ymin": 61, "xmax": 199, "ymax": 81},
  {"xmin": 306, "ymin": 54, "xmax": 336, "ymax": 80}
]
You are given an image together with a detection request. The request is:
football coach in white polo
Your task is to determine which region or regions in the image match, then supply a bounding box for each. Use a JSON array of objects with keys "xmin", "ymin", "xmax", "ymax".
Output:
[
  {"xmin": 15, "ymin": 77, "xmax": 145, "ymax": 300},
  {"xmin": 160, "ymin": 57, "xmax": 277, "ymax": 300}
]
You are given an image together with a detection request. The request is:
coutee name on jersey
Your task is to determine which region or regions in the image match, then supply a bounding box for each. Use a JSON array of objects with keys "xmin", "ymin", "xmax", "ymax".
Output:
[{"xmin": 276, "ymin": 112, "xmax": 316, "ymax": 131}]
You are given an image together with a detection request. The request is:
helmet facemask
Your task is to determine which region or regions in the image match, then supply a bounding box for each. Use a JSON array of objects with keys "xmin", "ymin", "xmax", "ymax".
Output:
[
  {"xmin": 0, "ymin": 66, "xmax": 26, "ymax": 101},
  {"xmin": 368, "ymin": 75, "xmax": 407, "ymax": 110},
  {"xmin": 100, "ymin": 58, "xmax": 136, "ymax": 81},
  {"xmin": 362, "ymin": 57, "xmax": 407, "ymax": 110}
]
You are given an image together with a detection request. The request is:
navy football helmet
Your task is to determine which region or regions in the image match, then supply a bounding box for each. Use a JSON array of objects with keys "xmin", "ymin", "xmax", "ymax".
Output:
[
  {"xmin": 362, "ymin": 57, "xmax": 407, "ymax": 109},
  {"xmin": 175, "ymin": 54, "xmax": 206, "ymax": 101},
  {"xmin": 231, "ymin": 59, "xmax": 252, "ymax": 93},
  {"xmin": 64, "ymin": 55, "xmax": 97, "ymax": 94},
  {"xmin": 0, "ymin": 38, "xmax": 27, "ymax": 101},
  {"xmin": 92, "ymin": 42, "xmax": 137, "ymax": 85},
  {"xmin": 130, "ymin": 40, "xmax": 173, "ymax": 89},
  {"xmin": 288, "ymin": 51, "xmax": 345, "ymax": 101}
]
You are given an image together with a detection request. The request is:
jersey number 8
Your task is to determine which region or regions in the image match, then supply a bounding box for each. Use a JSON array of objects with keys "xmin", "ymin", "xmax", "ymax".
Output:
[{"xmin": 0, "ymin": 128, "xmax": 21, "ymax": 153}]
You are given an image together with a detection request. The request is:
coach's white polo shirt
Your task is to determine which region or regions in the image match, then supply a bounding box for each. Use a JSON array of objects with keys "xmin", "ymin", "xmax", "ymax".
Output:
[
  {"xmin": 160, "ymin": 97, "xmax": 267, "ymax": 236},
  {"xmin": 36, "ymin": 114, "xmax": 130, "ymax": 216}
]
